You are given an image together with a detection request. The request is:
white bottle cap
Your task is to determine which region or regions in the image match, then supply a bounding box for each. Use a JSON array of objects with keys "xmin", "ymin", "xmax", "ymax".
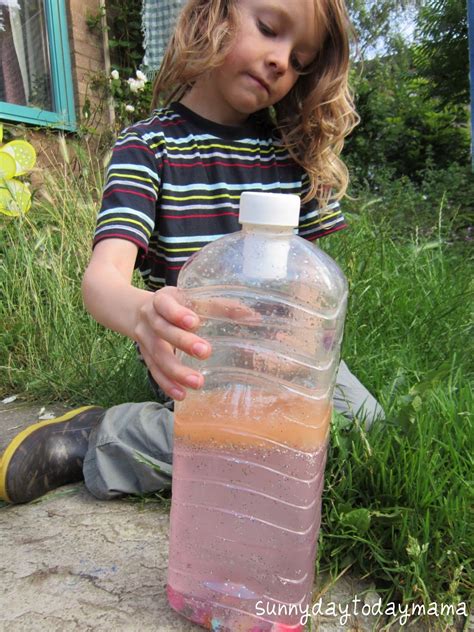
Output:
[{"xmin": 239, "ymin": 191, "xmax": 300, "ymax": 227}]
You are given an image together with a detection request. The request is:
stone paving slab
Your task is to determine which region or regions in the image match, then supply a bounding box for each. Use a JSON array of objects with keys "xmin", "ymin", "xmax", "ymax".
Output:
[
  {"xmin": 1, "ymin": 486, "xmax": 193, "ymax": 631},
  {"xmin": 0, "ymin": 401, "xmax": 71, "ymax": 453},
  {"xmin": 0, "ymin": 401, "xmax": 460, "ymax": 631},
  {"xmin": 0, "ymin": 485, "xmax": 388, "ymax": 632}
]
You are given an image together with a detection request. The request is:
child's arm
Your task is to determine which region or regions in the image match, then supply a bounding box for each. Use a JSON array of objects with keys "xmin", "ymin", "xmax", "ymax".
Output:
[{"xmin": 82, "ymin": 238, "xmax": 211, "ymax": 401}]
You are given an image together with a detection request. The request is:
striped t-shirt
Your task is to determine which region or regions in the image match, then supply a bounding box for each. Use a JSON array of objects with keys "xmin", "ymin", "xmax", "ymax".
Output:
[{"xmin": 94, "ymin": 102, "xmax": 347, "ymax": 289}]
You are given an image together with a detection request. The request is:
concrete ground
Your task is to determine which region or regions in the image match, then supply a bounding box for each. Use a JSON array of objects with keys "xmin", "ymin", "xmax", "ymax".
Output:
[{"xmin": 0, "ymin": 401, "xmax": 465, "ymax": 631}]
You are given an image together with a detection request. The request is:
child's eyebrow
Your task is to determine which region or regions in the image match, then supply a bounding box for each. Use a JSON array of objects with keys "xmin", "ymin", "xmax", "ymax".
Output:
[
  {"xmin": 262, "ymin": 2, "xmax": 291, "ymax": 22},
  {"xmin": 261, "ymin": 2, "xmax": 318, "ymax": 54},
  {"xmin": 260, "ymin": 2, "xmax": 297, "ymax": 30}
]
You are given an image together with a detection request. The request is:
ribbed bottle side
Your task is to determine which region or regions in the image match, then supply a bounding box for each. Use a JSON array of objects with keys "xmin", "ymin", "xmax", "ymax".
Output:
[
  {"xmin": 168, "ymin": 282, "xmax": 344, "ymax": 629},
  {"xmin": 180, "ymin": 285, "xmax": 346, "ymax": 403}
]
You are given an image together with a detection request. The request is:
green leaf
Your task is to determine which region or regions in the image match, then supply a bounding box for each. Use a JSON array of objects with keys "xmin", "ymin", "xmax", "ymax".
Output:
[
  {"xmin": 340, "ymin": 508, "xmax": 371, "ymax": 534},
  {"xmin": 337, "ymin": 502, "xmax": 353, "ymax": 515}
]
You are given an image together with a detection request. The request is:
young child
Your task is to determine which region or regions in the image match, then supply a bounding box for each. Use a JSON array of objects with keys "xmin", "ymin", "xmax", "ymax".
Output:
[{"xmin": 0, "ymin": 0, "xmax": 384, "ymax": 504}]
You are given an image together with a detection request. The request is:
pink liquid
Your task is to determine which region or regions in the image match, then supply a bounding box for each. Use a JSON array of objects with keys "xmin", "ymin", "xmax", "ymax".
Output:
[{"xmin": 167, "ymin": 390, "xmax": 330, "ymax": 631}]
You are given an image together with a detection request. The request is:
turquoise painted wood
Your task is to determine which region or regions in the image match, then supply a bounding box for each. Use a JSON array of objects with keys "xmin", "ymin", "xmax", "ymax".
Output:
[{"xmin": 0, "ymin": 0, "xmax": 76, "ymax": 130}]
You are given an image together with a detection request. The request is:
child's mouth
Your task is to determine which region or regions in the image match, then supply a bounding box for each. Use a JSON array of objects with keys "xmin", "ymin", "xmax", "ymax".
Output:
[{"xmin": 247, "ymin": 73, "xmax": 269, "ymax": 94}]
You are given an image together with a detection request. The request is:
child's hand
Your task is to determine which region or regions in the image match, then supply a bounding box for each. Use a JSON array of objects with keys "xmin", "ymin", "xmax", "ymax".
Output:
[{"xmin": 133, "ymin": 286, "xmax": 211, "ymax": 401}]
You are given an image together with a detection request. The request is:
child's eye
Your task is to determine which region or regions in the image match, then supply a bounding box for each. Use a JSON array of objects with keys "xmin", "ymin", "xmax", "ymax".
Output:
[
  {"xmin": 291, "ymin": 55, "xmax": 305, "ymax": 72},
  {"xmin": 258, "ymin": 20, "xmax": 276, "ymax": 37}
]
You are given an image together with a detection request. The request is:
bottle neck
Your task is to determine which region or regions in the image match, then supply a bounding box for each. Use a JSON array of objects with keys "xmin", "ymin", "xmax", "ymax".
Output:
[
  {"xmin": 242, "ymin": 223, "xmax": 293, "ymax": 279},
  {"xmin": 241, "ymin": 223, "xmax": 294, "ymax": 236}
]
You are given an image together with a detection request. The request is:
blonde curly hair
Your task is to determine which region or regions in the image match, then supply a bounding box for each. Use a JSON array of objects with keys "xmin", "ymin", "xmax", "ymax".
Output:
[{"xmin": 151, "ymin": 0, "xmax": 359, "ymax": 205}]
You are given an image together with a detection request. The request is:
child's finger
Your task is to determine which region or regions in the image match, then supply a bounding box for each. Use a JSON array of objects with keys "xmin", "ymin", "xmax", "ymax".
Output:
[
  {"xmin": 145, "ymin": 357, "xmax": 186, "ymax": 401},
  {"xmin": 150, "ymin": 313, "xmax": 211, "ymax": 360},
  {"xmin": 152, "ymin": 287, "xmax": 201, "ymax": 331},
  {"xmin": 141, "ymin": 341, "xmax": 204, "ymax": 400}
]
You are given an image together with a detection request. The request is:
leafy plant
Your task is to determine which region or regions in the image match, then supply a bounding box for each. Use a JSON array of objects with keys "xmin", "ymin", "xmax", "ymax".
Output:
[
  {"xmin": 346, "ymin": 51, "xmax": 470, "ymax": 183},
  {"xmin": 86, "ymin": 0, "xmax": 151, "ymax": 130},
  {"xmin": 414, "ymin": 0, "xmax": 469, "ymax": 107},
  {"xmin": 89, "ymin": 67, "xmax": 153, "ymax": 131},
  {"xmin": 87, "ymin": 1, "xmax": 144, "ymax": 77}
]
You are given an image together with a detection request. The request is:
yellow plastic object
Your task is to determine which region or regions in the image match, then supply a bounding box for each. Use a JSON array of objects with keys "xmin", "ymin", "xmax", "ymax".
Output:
[
  {"xmin": 0, "ymin": 179, "xmax": 31, "ymax": 216},
  {"xmin": 0, "ymin": 151, "xmax": 16, "ymax": 179},
  {"xmin": 0, "ymin": 124, "xmax": 3, "ymax": 143},
  {"xmin": 1, "ymin": 140, "xmax": 36, "ymax": 176}
]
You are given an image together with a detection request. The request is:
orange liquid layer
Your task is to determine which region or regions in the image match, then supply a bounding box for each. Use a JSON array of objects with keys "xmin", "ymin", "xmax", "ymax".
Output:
[{"xmin": 175, "ymin": 387, "xmax": 331, "ymax": 450}]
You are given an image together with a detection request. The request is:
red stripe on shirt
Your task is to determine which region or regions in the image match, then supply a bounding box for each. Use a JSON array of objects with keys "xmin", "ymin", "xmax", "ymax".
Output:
[
  {"xmin": 304, "ymin": 223, "xmax": 348, "ymax": 240},
  {"xmin": 93, "ymin": 233, "xmax": 147, "ymax": 250},
  {"xmin": 163, "ymin": 159, "xmax": 294, "ymax": 170},
  {"xmin": 113, "ymin": 144, "xmax": 155, "ymax": 155},
  {"xmin": 161, "ymin": 211, "xmax": 239, "ymax": 220},
  {"xmin": 103, "ymin": 188, "xmax": 156, "ymax": 201}
]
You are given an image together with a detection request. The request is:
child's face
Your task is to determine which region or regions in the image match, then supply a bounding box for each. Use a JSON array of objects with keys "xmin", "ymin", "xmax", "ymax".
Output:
[{"xmin": 186, "ymin": 0, "xmax": 320, "ymax": 126}]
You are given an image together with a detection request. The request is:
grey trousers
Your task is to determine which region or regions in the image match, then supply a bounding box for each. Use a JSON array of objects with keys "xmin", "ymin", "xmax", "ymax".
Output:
[{"xmin": 83, "ymin": 360, "xmax": 385, "ymax": 500}]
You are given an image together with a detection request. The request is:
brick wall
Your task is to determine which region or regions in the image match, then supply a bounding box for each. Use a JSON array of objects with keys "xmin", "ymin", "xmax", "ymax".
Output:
[{"xmin": 67, "ymin": 0, "xmax": 113, "ymax": 129}]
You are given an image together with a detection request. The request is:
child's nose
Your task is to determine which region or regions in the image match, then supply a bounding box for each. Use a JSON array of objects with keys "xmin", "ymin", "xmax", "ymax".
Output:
[{"xmin": 266, "ymin": 44, "xmax": 291, "ymax": 75}]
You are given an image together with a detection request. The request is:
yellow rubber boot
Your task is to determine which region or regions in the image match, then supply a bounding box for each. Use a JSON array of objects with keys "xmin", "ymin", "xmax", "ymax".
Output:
[{"xmin": 0, "ymin": 406, "xmax": 105, "ymax": 503}]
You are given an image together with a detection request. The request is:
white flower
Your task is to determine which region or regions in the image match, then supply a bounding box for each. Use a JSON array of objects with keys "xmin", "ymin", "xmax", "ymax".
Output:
[
  {"xmin": 127, "ymin": 77, "xmax": 145, "ymax": 93},
  {"xmin": 136, "ymin": 70, "xmax": 147, "ymax": 82},
  {"xmin": 127, "ymin": 78, "xmax": 139, "ymax": 92},
  {"xmin": 125, "ymin": 104, "xmax": 135, "ymax": 112},
  {"xmin": 111, "ymin": 69, "xmax": 119, "ymax": 80}
]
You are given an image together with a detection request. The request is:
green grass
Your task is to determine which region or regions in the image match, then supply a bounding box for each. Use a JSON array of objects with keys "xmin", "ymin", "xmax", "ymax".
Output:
[
  {"xmin": 0, "ymin": 142, "xmax": 149, "ymax": 405},
  {"xmin": 318, "ymin": 203, "xmax": 473, "ymax": 625},
  {"xmin": 0, "ymin": 143, "xmax": 472, "ymax": 627}
]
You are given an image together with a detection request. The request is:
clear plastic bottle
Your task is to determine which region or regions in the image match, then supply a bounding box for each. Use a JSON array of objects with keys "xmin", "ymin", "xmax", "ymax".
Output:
[{"xmin": 167, "ymin": 192, "xmax": 348, "ymax": 631}]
